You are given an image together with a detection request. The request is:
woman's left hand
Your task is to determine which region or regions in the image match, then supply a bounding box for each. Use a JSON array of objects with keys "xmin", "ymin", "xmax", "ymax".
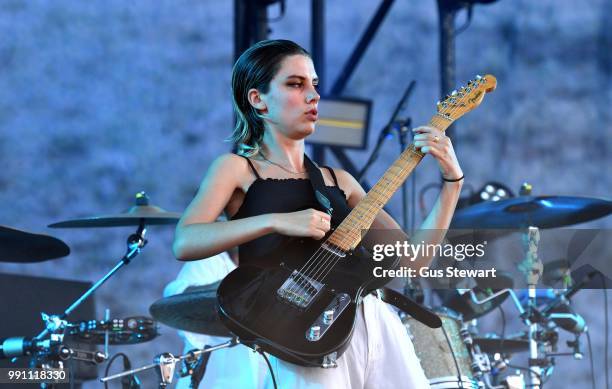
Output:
[{"xmin": 413, "ymin": 126, "xmax": 463, "ymax": 181}]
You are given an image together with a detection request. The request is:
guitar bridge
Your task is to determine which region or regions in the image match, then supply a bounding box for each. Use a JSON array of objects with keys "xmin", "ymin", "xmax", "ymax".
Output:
[{"xmin": 277, "ymin": 270, "xmax": 324, "ymax": 309}]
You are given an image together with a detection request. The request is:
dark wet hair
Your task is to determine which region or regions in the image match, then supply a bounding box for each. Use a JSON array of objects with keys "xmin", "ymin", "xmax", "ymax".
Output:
[{"xmin": 228, "ymin": 39, "xmax": 310, "ymax": 156}]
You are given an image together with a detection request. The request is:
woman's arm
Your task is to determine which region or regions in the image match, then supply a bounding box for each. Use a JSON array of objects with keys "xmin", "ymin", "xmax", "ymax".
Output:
[{"xmin": 173, "ymin": 154, "xmax": 332, "ymax": 261}]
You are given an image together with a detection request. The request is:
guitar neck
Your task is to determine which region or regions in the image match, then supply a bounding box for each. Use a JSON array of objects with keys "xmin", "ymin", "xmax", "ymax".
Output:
[{"xmin": 327, "ymin": 114, "xmax": 454, "ymax": 251}]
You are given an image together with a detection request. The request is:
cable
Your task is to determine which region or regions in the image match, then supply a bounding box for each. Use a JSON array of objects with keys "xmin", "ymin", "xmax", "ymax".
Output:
[
  {"xmin": 454, "ymin": 4, "xmax": 474, "ymax": 36},
  {"xmin": 418, "ymin": 182, "xmax": 442, "ymax": 216},
  {"xmin": 259, "ymin": 350, "xmax": 278, "ymax": 389},
  {"xmin": 440, "ymin": 323, "xmax": 464, "ymax": 389},
  {"xmin": 586, "ymin": 330, "xmax": 597, "ymax": 389},
  {"xmin": 506, "ymin": 363, "xmax": 543, "ymax": 389},
  {"xmin": 103, "ymin": 352, "xmax": 138, "ymax": 389}
]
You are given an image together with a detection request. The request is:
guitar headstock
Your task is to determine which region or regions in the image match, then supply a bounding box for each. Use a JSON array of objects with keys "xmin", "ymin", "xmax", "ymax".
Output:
[{"xmin": 437, "ymin": 74, "xmax": 497, "ymax": 121}]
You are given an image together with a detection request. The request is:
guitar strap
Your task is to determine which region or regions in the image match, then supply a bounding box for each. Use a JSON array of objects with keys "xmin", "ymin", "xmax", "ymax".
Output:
[{"xmin": 303, "ymin": 154, "xmax": 441, "ymax": 329}]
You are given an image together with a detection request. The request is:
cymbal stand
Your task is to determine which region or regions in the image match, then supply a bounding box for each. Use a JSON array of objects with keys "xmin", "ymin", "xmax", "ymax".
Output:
[
  {"xmin": 518, "ymin": 226, "xmax": 544, "ymax": 389},
  {"xmin": 33, "ymin": 221, "xmax": 148, "ymax": 342},
  {"xmin": 100, "ymin": 338, "xmax": 240, "ymax": 388}
]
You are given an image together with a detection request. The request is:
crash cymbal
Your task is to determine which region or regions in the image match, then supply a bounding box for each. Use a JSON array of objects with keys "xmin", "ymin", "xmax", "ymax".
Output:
[
  {"xmin": 451, "ymin": 196, "xmax": 612, "ymax": 229},
  {"xmin": 48, "ymin": 192, "xmax": 181, "ymax": 228},
  {"xmin": 149, "ymin": 282, "xmax": 230, "ymax": 337},
  {"xmin": 0, "ymin": 225, "xmax": 70, "ymax": 263},
  {"xmin": 473, "ymin": 335, "xmax": 529, "ymax": 354}
]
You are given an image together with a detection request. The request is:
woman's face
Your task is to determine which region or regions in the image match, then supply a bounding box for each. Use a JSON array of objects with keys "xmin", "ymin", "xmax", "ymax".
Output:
[{"xmin": 256, "ymin": 54, "xmax": 320, "ymax": 140}]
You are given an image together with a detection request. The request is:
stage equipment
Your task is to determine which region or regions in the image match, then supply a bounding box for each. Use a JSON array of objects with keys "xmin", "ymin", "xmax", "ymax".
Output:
[
  {"xmin": 0, "ymin": 273, "xmax": 99, "ymax": 386},
  {"xmin": 100, "ymin": 339, "xmax": 240, "ymax": 388},
  {"xmin": 450, "ymin": 195, "xmax": 612, "ymax": 229},
  {"xmin": 66, "ymin": 316, "xmax": 158, "ymax": 345},
  {"xmin": 305, "ymin": 97, "xmax": 372, "ymax": 149},
  {"xmin": 355, "ymin": 80, "xmax": 416, "ymax": 229}
]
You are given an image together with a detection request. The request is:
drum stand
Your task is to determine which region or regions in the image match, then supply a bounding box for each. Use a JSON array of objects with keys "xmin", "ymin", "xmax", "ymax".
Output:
[
  {"xmin": 100, "ymin": 338, "xmax": 240, "ymax": 388},
  {"xmin": 518, "ymin": 227, "xmax": 544, "ymax": 389}
]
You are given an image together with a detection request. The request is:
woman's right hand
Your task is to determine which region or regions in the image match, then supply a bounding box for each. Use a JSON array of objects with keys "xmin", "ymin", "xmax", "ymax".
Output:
[{"xmin": 271, "ymin": 208, "xmax": 332, "ymax": 240}]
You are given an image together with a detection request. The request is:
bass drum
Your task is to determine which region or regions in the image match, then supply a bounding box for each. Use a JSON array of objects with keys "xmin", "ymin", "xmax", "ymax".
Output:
[{"xmin": 402, "ymin": 308, "xmax": 480, "ymax": 389}]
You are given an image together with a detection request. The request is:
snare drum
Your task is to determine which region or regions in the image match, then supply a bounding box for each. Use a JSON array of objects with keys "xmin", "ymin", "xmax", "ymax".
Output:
[{"xmin": 403, "ymin": 309, "xmax": 480, "ymax": 389}]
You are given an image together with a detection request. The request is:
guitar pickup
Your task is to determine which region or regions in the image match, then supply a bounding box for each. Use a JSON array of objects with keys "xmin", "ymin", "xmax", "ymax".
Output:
[{"xmin": 277, "ymin": 270, "xmax": 324, "ymax": 309}]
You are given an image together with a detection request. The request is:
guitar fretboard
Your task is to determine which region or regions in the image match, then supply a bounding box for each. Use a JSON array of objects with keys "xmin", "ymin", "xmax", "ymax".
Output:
[{"xmin": 327, "ymin": 115, "xmax": 454, "ymax": 251}]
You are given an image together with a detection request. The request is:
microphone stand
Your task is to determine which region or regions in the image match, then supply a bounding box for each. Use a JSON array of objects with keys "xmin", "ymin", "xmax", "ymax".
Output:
[
  {"xmin": 100, "ymin": 338, "xmax": 240, "ymax": 388},
  {"xmin": 356, "ymin": 80, "xmax": 416, "ymax": 182},
  {"xmin": 396, "ymin": 118, "xmax": 413, "ymax": 231}
]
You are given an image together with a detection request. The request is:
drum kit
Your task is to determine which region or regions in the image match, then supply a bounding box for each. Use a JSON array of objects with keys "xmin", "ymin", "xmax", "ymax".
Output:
[{"xmin": 0, "ymin": 189, "xmax": 610, "ymax": 388}]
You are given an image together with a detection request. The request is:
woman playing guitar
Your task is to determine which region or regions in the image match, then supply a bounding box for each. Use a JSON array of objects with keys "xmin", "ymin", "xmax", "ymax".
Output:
[{"xmin": 173, "ymin": 39, "xmax": 464, "ymax": 388}]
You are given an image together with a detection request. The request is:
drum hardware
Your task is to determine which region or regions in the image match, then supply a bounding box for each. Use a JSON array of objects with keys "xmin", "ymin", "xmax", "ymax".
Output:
[
  {"xmin": 450, "ymin": 195, "xmax": 612, "ymax": 229},
  {"xmin": 100, "ymin": 337, "xmax": 240, "ymax": 388},
  {"xmin": 437, "ymin": 272, "xmax": 515, "ymax": 321},
  {"xmin": 0, "ymin": 225, "xmax": 70, "ymax": 262},
  {"xmin": 1, "ymin": 192, "xmax": 178, "ymax": 387}
]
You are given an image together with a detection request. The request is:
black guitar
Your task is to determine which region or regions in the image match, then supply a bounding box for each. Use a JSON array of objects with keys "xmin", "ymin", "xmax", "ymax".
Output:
[{"xmin": 217, "ymin": 75, "xmax": 497, "ymax": 367}]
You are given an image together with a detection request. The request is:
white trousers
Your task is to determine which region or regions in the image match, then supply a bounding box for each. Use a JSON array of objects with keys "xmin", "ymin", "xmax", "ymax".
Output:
[{"xmin": 175, "ymin": 294, "xmax": 429, "ymax": 389}]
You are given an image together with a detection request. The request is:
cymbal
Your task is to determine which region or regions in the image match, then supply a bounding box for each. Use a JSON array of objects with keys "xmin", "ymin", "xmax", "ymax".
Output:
[
  {"xmin": 451, "ymin": 196, "xmax": 612, "ymax": 229},
  {"xmin": 149, "ymin": 282, "xmax": 230, "ymax": 337},
  {"xmin": 473, "ymin": 336, "xmax": 529, "ymax": 354},
  {"xmin": 48, "ymin": 205, "xmax": 181, "ymax": 228},
  {"xmin": 49, "ymin": 192, "xmax": 181, "ymax": 228},
  {"xmin": 0, "ymin": 225, "xmax": 70, "ymax": 263}
]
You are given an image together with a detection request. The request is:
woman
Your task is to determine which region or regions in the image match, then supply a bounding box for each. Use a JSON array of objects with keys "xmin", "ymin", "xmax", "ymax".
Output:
[{"xmin": 173, "ymin": 39, "xmax": 464, "ymax": 388}]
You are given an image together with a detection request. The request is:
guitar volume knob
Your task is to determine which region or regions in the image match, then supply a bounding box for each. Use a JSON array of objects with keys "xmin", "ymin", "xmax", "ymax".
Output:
[
  {"xmin": 308, "ymin": 326, "xmax": 321, "ymax": 341},
  {"xmin": 323, "ymin": 310, "xmax": 334, "ymax": 324}
]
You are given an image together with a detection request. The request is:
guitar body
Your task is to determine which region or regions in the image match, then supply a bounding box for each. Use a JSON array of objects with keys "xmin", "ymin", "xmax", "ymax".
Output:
[{"xmin": 217, "ymin": 236, "xmax": 399, "ymax": 366}]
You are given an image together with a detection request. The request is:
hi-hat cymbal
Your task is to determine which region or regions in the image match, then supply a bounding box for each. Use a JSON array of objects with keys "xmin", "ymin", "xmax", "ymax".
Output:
[
  {"xmin": 48, "ymin": 192, "xmax": 181, "ymax": 228},
  {"xmin": 0, "ymin": 225, "xmax": 70, "ymax": 263},
  {"xmin": 451, "ymin": 196, "xmax": 612, "ymax": 229},
  {"xmin": 149, "ymin": 282, "xmax": 230, "ymax": 337}
]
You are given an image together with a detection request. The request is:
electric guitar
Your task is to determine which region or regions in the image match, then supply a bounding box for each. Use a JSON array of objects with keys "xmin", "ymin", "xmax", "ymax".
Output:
[{"xmin": 217, "ymin": 75, "xmax": 497, "ymax": 367}]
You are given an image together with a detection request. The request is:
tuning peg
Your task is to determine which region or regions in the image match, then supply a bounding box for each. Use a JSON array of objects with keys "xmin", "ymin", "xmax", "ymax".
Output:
[
  {"xmin": 451, "ymin": 90, "xmax": 458, "ymax": 96},
  {"xmin": 476, "ymin": 75, "xmax": 482, "ymax": 80}
]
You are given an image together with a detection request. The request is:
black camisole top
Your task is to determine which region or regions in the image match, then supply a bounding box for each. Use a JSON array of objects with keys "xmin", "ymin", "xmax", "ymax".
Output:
[{"xmin": 231, "ymin": 155, "xmax": 352, "ymax": 266}]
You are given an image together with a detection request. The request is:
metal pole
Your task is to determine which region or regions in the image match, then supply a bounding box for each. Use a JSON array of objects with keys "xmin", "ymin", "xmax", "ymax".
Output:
[{"xmin": 311, "ymin": 0, "xmax": 326, "ymax": 164}]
